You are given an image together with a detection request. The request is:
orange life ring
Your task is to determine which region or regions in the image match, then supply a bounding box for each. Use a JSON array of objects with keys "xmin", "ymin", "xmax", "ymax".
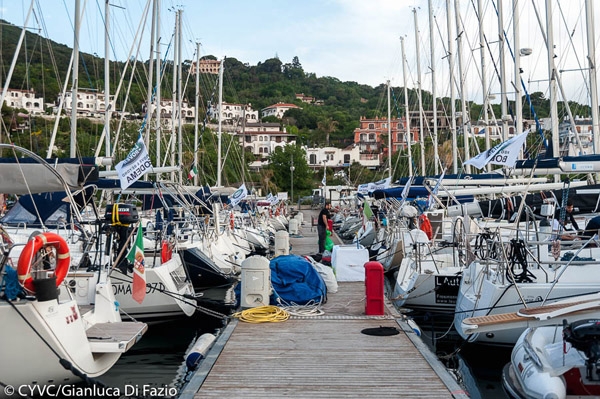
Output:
[{"xmin": 17, "ymin": 232, "xmax": 70, "ymax": 294}]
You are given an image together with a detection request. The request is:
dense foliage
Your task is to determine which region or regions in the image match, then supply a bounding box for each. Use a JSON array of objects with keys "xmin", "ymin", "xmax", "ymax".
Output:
[{"xmin": 0, "ymin": 20, "xmax": 594, "ymax": 196}]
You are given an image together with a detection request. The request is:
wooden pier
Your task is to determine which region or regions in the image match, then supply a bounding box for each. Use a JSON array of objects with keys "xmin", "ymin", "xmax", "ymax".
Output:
[{"xmin": 179, "ymin": 209, "xmax": 468, "ymax": 399}]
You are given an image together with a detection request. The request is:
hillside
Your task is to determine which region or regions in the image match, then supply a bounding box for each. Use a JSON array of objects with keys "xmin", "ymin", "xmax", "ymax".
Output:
[{"xmin": 0, "ymin": 18, "xmax": 589, "ymax": 151}]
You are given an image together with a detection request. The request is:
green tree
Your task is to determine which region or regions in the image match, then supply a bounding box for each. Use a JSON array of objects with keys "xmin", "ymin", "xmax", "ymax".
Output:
[{"xmin": 266, "ymin": 145, "xmax": 311, "ymax": 199}]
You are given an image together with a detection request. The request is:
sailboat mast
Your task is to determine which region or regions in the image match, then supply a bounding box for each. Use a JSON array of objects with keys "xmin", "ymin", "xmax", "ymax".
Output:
[
  {"xmin": 585, "ymin": 0, "xmax": 600, "ymax": 157},
  {"xmin": 145, "ymin": 0, "xmax": 156, "ymax": 149},
  {"xmin": 104, "ymin": 0, "xmax": 111, "ymax": 167},
  {"xmin": 387, "ymin": 80, "xmax": 392, "ymax": 181},
  {"xmin": 70, "ymin": 0, "xmax": 81, "ymax": 158},
  {"xmin": 217, "ymin": 59, "xmax": 224, "ymax": 187},
  {"xmin": 177, "ymin": 9, "xmax": 183, "ymax": 184},
  {"xmin": 428, "ymin": 0, "xmax": 439, "ymax": 175},
  {"xmin": 455, "ymin": 0, "xmax": 470, "ymax": 173},
  {"xmin": 513, "ymin": 0, "xmax": 523, "ymax": 139},
  {"xmin": 478, "ymin": 0, "xmax": 490, "ymax": 172},
  {"xmin": 413, "ymin": 8, "xmax": 426, "ymax": 176},
  {"xmin": 193, "ymin": 42, "xmax": 200, "ymax": 186},
  {"xmin": 545, "ymin": 0, "xmax": 559, "ymax": 166},
  {"xmin": 401, "ymin": 36, "xmax": 413, "ymax": 178},
  {"xmin": 498, "ymin": 0, "xmax": 509, "ymax": 141},
  {"xmin": 446, "ymin": 1, "xmax": 458, "ymax": 174},
  {"xmin": 170, "ymin": 10, "xmax": 178, "ymax": 181},
  {"xmin": 155, "ymin": 0, "xmax": 162, "ymax": 166}
]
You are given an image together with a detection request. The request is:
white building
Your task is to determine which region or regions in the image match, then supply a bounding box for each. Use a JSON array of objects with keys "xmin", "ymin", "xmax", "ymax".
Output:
[
  {"xmin": 261, "ymin": 102, "xmax": 301, "ymax": 119},
  {"xmin": 210, "ymin": 102, "xmax": 258, "ymax": 125},
  {"xmin": 237, "ymin": 122, "xmax": 296, "ymax": 169},
  {"xmin": 60, "ymin": 90, "xmax": 115, "ymax": 117},
  {"xmin": 152, "ymin": 99, "xmax": 196, "ymax": 124},
  {"xmin": 1, "ymin": 89, "xmax": 45, "ymax": 115},
  {"xmin": 304, "ymin": 144, "xmax": 380, "ymax": 170}
]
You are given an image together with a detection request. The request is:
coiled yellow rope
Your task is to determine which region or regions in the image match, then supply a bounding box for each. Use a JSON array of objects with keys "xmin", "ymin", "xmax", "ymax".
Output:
[{"xmin": 231, "ymin": 305, "xmax": 290, "ymax": 323}]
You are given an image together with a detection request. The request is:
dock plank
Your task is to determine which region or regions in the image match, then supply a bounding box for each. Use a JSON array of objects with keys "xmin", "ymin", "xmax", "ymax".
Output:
[{"xmin": 181, "ymin": 209, "xmax": 467, "ymax": 399}]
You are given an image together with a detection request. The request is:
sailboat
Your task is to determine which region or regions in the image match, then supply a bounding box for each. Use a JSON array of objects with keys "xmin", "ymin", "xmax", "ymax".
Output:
[{"xmin": 0, "ymin": 145, "xmax": 147, "ymax": 391}]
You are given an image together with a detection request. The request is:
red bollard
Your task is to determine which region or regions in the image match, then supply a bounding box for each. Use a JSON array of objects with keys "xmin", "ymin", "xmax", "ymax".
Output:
[{"xmin": 364, "ymin": 261, "xmax": 384, "ymax": 315}]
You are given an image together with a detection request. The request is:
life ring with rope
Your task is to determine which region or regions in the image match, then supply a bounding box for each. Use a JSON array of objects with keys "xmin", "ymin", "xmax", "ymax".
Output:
[{"xmin": 17, "ymin": 232, "xmax": 70, "ymax": 294}]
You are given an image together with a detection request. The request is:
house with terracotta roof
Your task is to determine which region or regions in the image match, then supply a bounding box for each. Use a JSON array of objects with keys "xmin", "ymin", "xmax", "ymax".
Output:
[{"xmin": 261, "ymin": 102, "xmax": 301, "ymax": 119}]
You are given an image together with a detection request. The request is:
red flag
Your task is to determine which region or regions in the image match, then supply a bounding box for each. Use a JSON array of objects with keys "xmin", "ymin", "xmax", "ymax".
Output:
[{"xmin": 127, "ymin": 225, "xmax": 146, "ymax": 304}]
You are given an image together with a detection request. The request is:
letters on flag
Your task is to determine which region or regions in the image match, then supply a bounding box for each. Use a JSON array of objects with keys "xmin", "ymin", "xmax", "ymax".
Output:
[
  {"xmin": 127, "ymin": 225, "xmax": 146, "ymax": 304},
  {"xmin": 115, "ymin": 135, "xmax": 153, "ymax": 190},
  {"xmin": 368, "ymin": 177, "xmax": 392, "ymax": 192},
  {"xmin": 464, "ymin": 130, "xmax": 529, "ymax": 170},
  {"xmin": 357, "ymin": 183, "xmax": 370, "ymax": 195},
  {"xmin": 229, "ymin": 184, "xmax": 248, "ymax": 207}
]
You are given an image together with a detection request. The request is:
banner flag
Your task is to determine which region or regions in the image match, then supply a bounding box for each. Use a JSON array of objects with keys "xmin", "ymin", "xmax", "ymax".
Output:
[
  {"xmin": 464, "ymin": 130, "xmax": 529, "ymax": 170},
  {"xmin": 115, "ymin": 135, "xmax": 153, "ymax": 190}
]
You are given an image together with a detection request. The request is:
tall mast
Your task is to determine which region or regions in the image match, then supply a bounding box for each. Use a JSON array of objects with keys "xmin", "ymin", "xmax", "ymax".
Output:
[
  {"xmin": 401, "ymin": 36, "xmax": 413, "ymax": 177},
  {"xmin": 177, "ymin": 9, "xmax": 183, "ymax": 184},
  {"xmin": 428, "ymin": 0, "xmax": 439, "ymax": 175},
  {"xmin": 104, "ymin": 0, "xmax": 111, "ymax": 167},
  {"xmin": 585, "ymin": 0, "xmax": 600, "ymax": 156},
  {"xmin": 413, "ymin": 8, "xmax": 426, "ymax": 176},
  {"xmin": 70, "ymin": 0, "xmax": 81, "ymax": 158},
  {"xmin": 193, "ymin": 42, "xmax": 200, "ymax": 186},
  {"xmin": 455, "ymin": 0, "xmax": 470, "ymax": 173},
  {"xmin": 145, "ymin": 0, "xmax": 156, "ymax": 149},
  {"xmin": 387, "ymin": 80, "xmax": 392, "ymax": 181},
  {"xmin": 546, "ymin": 0, "xmax": 559, "ymax": 167},
  {"xmin": 217, "ymin": 59, "xmax": 224, "ymax": 187},
  {"xmin": 170, "ymin": 10, "xmax": 178, "ymax": 180},
  {"xmin": 446, "ymin": 0, "xmax": 458, "ymax": 174},
  {"xmin": 478, "ymin": 0, "xmax": 490, "ymax": 172},
  {"xmin": 513, "ymin": 0, "xmax": 523, "ymax": 139},
  {"xmin": 155, "ymin": 0, "xmax": 162, "ymax": 167},
  {"xmin": 498, "ymin": 0, "xmax": 509, "ymax": 141}
]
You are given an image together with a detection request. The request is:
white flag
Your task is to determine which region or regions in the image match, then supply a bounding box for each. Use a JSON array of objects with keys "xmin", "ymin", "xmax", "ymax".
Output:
[
  {"xmin": 464, "ymin": 130, "xmax": 529, "ymax": 170},
  {"xmin": 369, "ymin": 177, "xmax": 392, "ymax": 192},
  {"xmin": 115, "ymin": 135, "xmax": 153, "ymax": 190},
  {"xmin": 357, "ymin": 183, "xmax": 370, "ymax": 195},
  {"xmin": 229, "ymin": 184, "xmax": 248, "ymax": 207},
  {"xmin": 400, "ymin": 177, "xmax": 413, "ymax": 201},
  {"xmin": 321, "ymin": 175, "xmax": 326, "ymax": 186}
]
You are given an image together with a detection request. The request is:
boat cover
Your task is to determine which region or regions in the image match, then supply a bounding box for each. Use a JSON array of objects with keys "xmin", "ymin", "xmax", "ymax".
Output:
[{"xmin": 269, "ymin": 254, "xmax": 327, "ymax": 305}]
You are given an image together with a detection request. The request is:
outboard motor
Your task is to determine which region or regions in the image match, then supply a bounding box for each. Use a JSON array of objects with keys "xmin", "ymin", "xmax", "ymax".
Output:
[
  {"xmin": 563, "ymin": 319, "xmax": 600, "ymax": 381},
  {"xmin": 104, "ymin": 203, "xmax": 139, "ymax": 274}
]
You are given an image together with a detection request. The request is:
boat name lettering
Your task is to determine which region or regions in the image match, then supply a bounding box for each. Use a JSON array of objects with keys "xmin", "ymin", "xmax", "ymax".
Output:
[
  {"xmin": 65, "ymin": 305, "xmax": 79, "ymax": 324},
  {"xmin": 523, "ymin": 296, "xmax": 543, "ymax": 303},
  {"xmin": 112, "ymin": 282, "xmax": 166, "ymax": 295}
]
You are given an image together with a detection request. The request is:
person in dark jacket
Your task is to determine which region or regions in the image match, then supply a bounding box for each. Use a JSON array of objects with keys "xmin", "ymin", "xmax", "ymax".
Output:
[{"xmin": 317, "ymin": 201, "xmax": 331, "ymax": 254}]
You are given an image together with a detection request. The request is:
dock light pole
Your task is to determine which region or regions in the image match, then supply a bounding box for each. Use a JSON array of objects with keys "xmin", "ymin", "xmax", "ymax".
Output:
[{"xmin": 290, "ymin": 156, "xmax": 295, "ymax": 204}]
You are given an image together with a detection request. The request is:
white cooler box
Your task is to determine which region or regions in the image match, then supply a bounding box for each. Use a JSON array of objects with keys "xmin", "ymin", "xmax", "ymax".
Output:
[{"xmin": 331, "ymin": 244, "xmax": 369, "ymax": 282}]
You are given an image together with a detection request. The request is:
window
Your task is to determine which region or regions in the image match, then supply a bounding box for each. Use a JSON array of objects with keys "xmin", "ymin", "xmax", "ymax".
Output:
[
  {"xmin": 368, "ymin": 123, "xmax": 375, "ymax": 129},
  {"xmin": 369, "ymin": 133, "xmax": 375, "ymax": 141},
  {"xmin": 310, "ymin": 154, "xmax": 317, "ymax": 164},
  {"xmin": 344, "ymin": 154, "xmax": 350, "ymax": 164}
]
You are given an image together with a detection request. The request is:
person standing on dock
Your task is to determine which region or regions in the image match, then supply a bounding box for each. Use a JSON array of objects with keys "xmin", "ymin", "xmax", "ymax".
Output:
[{"xmin": 317, "ymin": 201, "xmax": 332, "ymax": 254}]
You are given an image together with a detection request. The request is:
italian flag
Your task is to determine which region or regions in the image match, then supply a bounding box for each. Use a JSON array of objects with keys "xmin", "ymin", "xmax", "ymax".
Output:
[
  {"xmin": 127, "ymin": 225, "xmax": 146, "ymax": 304},
  {"xmin": 188, "ymin": 164, "xmax": 198, "ymax": 180}
]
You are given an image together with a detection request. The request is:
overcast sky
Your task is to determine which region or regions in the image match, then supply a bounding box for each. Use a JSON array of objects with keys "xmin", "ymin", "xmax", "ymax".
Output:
[{"xmin": 3, "ymin": 0, "xmax": 599, "ymax": 107}]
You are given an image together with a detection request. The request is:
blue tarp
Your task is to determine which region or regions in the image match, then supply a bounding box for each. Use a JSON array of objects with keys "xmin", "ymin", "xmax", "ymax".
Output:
[{"xmin": 269, "ymin": 255, "xmax": 327, "ymax": 305}]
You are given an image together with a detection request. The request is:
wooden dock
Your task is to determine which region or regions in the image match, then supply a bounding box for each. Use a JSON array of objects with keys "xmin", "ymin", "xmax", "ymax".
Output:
[{"xmin": 179, "ymin": 209, "xmax": 468, "ymax": 399}]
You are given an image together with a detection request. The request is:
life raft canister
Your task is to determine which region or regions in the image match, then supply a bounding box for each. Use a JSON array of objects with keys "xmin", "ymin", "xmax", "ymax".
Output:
[
  {"xmin": 17, "ymin": 232, "xmax": 70, "ymax": 294},
  {"xmin": 419, "ymin": 214, "xmax": 433, "ymax": 240}
]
